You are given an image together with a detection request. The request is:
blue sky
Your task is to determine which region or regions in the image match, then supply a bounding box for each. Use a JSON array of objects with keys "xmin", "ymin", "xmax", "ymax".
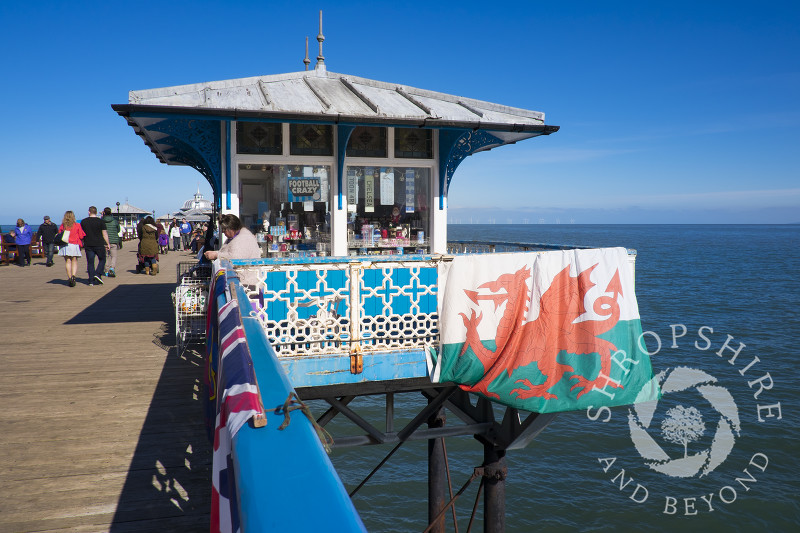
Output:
[{"xmin": 1, "ymin": 1, "xmax": 798, "ymax": 225}]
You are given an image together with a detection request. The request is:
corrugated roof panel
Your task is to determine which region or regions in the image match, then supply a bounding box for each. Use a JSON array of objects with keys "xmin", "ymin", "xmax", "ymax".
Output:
[
  {"xmin": 130, "ymin": 88, "xmax": 207, "ymax": 108},
  {"xmin": 262, "ymin": 78, "xmax": 328, "ymax": 114},
  {"xmin": 354, "ymin": 83, "xmax": 430, "ymax": 119},
  {"xmin": 310, "ymin": 77, "xmax": 375, "ymax": 115},
  {"xmin": 480, "ymin": 108, "xmax": 543, "ymax": 125},
  {"xmin": 413, "ymin": 96, "xmax": 481, "ymax": 122},
  {"xmin": 203, "ymin": 85, "xmax": 265, "ymax": 109}
]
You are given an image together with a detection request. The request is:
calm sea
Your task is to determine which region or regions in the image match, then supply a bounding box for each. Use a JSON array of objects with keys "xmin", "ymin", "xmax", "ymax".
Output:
[
  {"xmin": 322, "ymin": 224, "xmax": 799, "ymax": 532},
  {"xmin": 1, "ymin": 224, "xmax": 41, "ymax": 234},
  {"xmin": 7, "ymin": 222, "xmax": 795, "ymax": 530}
]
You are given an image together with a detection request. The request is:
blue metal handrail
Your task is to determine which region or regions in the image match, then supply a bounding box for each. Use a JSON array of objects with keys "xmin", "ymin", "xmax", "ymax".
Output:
[{"xmin": 215, "ymin": 263, "xmax": 366, "ymax": 532}]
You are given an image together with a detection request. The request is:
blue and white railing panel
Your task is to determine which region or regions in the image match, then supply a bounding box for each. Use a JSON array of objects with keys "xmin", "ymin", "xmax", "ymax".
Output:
[{"xmin": 236, "ymin": 258, "xmax": 440, "ymax": 357}]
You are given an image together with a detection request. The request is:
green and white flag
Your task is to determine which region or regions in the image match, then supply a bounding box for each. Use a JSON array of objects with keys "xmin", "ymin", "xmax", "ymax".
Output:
[{"xmin": 431, "ymin": 247, "xmax": 659, "ymax": 413}]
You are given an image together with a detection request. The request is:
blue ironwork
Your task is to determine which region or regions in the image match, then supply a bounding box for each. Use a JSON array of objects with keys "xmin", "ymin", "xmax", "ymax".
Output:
[
  {"xmin": 241, "ymin": 258, "xmax": 439, "ymax": 360},
  {"xmin": 438, "ymin": 129, "xmax": 503, "ymax": 209},
  {"xmin": 280, "ymin": 348, "xmax": 429, "ymax": 388},
  {"xmin": 219, "ymin": 281, "xmax": 366, "ymax": 532},
  {"xmin": 145, "ymin": 118, "xmax": 222, "ymax": 201}
]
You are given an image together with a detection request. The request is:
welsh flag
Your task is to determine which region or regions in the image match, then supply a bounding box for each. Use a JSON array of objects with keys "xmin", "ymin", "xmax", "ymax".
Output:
[{"xmin": 431, "ymin": 247, "xmax": 659, "ymax": 413}]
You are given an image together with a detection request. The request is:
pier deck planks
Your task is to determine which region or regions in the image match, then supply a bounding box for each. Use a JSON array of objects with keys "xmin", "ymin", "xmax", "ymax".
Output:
[{"xmin": 0, "ymin": 247, "xmax": 211, "ymax": 532}]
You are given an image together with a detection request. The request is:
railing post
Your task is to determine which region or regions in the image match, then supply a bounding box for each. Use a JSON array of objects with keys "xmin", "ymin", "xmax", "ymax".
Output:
[{"xmin": 348, "ymin": 262, "xmax": 362, "ymax": 352}]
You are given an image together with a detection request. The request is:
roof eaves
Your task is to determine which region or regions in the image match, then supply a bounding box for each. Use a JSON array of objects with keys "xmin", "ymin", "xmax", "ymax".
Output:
[{"xmin": 112, "ymin": 104, "xmax": 558, "ymax": 134}]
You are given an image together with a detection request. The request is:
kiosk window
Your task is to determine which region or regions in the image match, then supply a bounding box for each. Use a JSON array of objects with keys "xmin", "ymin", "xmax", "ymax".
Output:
[
  {"xmin": 236, "ymin": 122, "xmax": 282, "ymax": 155},
  {"xmin": 345, "ymin": 166, "xmax": 430, "ymax": 253},
  {"xmin": 346, "ymin": 126, "xmax": 387, "ymax": 158},
  {"xmin": 394, "ymin": 128, "xmax": 432, "ymax": 159},
  {"xmin": 290, "ymin": 124, "xmax": 333, "ymax": 156},
  {"xmin": 238, "ymin": 164, "xmax": 331, "ymax": 254}
]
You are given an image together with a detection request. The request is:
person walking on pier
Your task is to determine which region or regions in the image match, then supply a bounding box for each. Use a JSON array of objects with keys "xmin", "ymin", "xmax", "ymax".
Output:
[
  {"xmin": 81, "ymin": 206, "xmax": 111, "ymax": 286},
  {"xmin": 179, "ymin": 218, "xmax": 192, "ymax": 251},
  {"xmin": 169, "ymin": 219, "xmax": 181, "ymax": 251},
  {"xmin": 10, "ymin": 218, "xmax": 33, "ymax": 267},
  {"xmin": 36, "ymin": 215, "xmax": 59, "ymax": 267},
  {"xmin": 101, "ymin": 207, "xmax": 121, "ymax": 277},
  {"xmin": 57, "ymin": 210, "xmax": 85, "ymax": 287},
  {"xmin": 139, "ymin": 216, "xmax": 160, "ymax": 275}
]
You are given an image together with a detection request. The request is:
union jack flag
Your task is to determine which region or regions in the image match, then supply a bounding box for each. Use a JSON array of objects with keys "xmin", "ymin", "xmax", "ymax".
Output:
[{"xmin": 205, "ymin": 271, "xmax": 265, "ymax": 533}]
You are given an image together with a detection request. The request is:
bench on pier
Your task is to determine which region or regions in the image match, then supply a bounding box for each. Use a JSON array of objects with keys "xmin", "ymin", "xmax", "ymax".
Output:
[{"xmin": 1, "ymin": 241, "xmax": 48, "ymax": 264}]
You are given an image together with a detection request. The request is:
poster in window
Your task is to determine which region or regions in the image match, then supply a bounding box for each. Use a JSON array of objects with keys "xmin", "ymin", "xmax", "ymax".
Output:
[
  {"xmin": 287, "ymin": 166, "xmax": 321, "ymax": 202},
  {"xmin": 405, "ymin": 169, "xmax": 415, "ymax": 213},
  {"xmin": 380, "ymin": 168, "xmax": 394, "ymax": 205},
  {"xmin": 347, "ymin": 169, "xmax": 358, "ymax": 212},
  {"xmin": 316, "ymin": 166, "xmax": 329, "ymax": 202},
  {"xmin": 365, "ymin": 167, "xmax": 375, "ymax": 213}
]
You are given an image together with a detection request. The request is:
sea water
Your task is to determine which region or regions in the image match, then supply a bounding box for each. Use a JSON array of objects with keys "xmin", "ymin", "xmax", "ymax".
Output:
[
  {"xmin": 5, "ymin": 222, "xmax": 795, "ymax": 529},
  {"xmin": 323, "ymin": 224, "xmax": 799, "ymax": 532}
]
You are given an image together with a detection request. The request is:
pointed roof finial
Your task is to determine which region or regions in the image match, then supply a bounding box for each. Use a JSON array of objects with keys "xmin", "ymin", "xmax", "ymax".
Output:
[
  {"xmin": 303, "ymin": 36, "xmax": 310, "ymax": 70},
  {"xmin": 315, "ymin": 10, "xmax": 325, "ymax": 72}
]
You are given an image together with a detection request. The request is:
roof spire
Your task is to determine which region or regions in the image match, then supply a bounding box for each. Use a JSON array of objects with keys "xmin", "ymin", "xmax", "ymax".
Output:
[
  {"xmin": 315, "ymin": 10, "xmax": 326, "ymax": 73},
  {"xmin": 303, "ymin": 36, "xmax": 310, "ymax": 71}
]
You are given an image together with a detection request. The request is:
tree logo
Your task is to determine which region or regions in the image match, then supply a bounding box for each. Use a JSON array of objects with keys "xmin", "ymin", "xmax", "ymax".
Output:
[{"xmin": 628, "ymin": 366, "xmax": 741, "ymax": 478}]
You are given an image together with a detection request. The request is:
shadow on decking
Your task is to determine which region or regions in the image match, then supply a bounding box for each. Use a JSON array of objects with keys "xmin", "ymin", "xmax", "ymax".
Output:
[
  {"xmin": 71, "ymin": 282, "xmax": 212, "ymax": 531},
  {"xmin": 109, "ymin": 341, "xmax": 212, "ymax": 531},
  {"xmin": 64, "ymin": 284, "xmax": 177, "ymax": 324}
]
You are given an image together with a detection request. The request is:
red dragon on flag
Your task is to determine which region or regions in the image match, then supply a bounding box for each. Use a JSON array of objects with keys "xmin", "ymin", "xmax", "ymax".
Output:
[{"xmin": 433, "ymin": 248, "xmax": 658, "ymax": 413}]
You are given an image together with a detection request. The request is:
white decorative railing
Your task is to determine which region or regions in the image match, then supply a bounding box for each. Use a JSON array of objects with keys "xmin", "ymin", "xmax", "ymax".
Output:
[
  {"xmin": 237, "ymin": 258, "xmax": 441, "ymax": 357},
  {"xmin": 231, "ymin": 242, "xmax": 635, "ymax": 358}
]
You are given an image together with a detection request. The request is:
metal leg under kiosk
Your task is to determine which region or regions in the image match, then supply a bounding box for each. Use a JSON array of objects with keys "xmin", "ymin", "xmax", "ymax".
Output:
[
  {"xmin": 482, "ymin": 446, "xmax": 507, "ymax": 533},
  {"xmin": 427, "ymin": 404, "xmax": 447, "ymax": 533}
]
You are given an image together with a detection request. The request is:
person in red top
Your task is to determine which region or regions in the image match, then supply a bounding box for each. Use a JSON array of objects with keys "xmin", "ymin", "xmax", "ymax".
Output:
[{"xmin": 57, "ymin": 210, "xmax": 86, "ymax": 287}]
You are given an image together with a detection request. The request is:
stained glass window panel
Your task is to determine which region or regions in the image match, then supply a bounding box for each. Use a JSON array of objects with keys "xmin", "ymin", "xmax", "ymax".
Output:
[
  {"xmin": 394, "ymin": 128, "xmax": 432, "ymax": 159},
  {"xmin": 236, "ymin": 122, "xmax": 282, "ymax": 155},
  {"xmin": 290, "ymin": 124, "xmax": 333, "ymax": 156},
  {"xmin": 346, "ymin": 126, "xmax": 387, "ymax": 157}
]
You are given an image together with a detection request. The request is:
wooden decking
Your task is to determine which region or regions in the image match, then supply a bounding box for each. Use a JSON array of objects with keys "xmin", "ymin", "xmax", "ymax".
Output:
[{"xmin": 0, "ymin": 247, "xmax": 212, "ymax": 532}]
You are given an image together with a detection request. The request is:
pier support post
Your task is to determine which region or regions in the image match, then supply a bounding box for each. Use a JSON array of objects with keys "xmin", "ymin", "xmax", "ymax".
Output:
[
  {"xmin": 427, "ymin": 405, "xmax": 447, "ymax": 533},
  {"xmin": 483, "ymin": 445, "xmax": 507, "ymax": 533}
]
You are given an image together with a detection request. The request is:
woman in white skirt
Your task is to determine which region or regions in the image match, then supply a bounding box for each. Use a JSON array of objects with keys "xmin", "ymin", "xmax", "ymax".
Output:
[{"xmin": 57, "ymin": 211, "xmax": 86, "ymax": 287}]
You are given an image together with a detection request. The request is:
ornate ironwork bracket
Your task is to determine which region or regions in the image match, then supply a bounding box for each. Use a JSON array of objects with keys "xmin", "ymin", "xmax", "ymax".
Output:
[
  {"xmin": 438, "ymin": 129, "xmax": 503, "ymax": 209},
  {"xmin": 145, "ymin": 117, "xmax": 223, "ymax": 203}
]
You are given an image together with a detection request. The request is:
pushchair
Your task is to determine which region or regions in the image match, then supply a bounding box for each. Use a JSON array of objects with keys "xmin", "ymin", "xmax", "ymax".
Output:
[
  {"xmin": 135, "ymin": 252, "xmax": 160, "ymax": 275},
  {"xmin": 158, "ymin": 232, "xmax": 169, "ymax": 254}
]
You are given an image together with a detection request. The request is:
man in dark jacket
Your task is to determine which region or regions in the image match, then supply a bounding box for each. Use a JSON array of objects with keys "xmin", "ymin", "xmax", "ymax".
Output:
[
  {"xmin": 36, "ymin": 215, "xmax": 59, "ymax": 267},
  {"xmin": 81, "ymin": 206, "xmax": 110, "ymax": 286}
]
